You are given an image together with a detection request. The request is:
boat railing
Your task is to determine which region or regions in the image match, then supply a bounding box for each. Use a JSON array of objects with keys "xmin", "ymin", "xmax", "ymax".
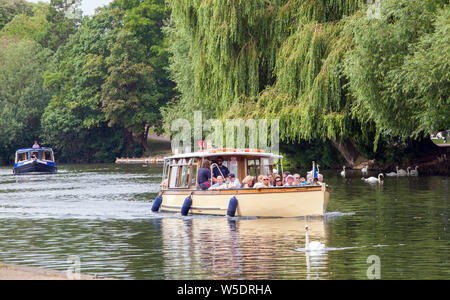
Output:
[{"xmin": 210, "ymin": 163, "xmax": 226, "ymax": 179}]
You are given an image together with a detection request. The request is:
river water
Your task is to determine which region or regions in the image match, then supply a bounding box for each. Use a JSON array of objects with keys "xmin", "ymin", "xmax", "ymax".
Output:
[{"xmin": 0, "ymin": 164, "xmax": 448, "ymax": 280}]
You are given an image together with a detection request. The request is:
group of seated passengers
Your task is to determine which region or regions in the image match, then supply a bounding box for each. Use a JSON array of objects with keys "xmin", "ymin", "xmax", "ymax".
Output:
[
  {"xmin": 239, "ymin": 172, "xmax": 317, "ymax": 189},
  {"xmin": 198, "ymin": 158, "xmax": 239, "ymax": 190},
  {"xmin": 197, "ymin": 159, "xmax": 320, "ymax": 191}
]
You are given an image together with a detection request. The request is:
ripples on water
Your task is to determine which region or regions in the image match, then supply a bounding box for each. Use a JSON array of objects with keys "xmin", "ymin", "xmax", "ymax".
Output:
[{"xmin": 0, "ymin": 164, "xmax": 448, "ymax": 279}]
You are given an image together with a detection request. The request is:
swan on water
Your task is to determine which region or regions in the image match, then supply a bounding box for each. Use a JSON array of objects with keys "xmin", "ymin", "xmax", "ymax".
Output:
[
  {"xmin": 385, "ymin": 170, "xmax": 397, "ymax": 177},
  {"xmin": 409, "ymin": 166, "xmax": 419, "ymax": 176},
  {"xmin": 396, "ymin": 166, "xmax": 407, "ymax": 177},
  {"xmin": 340, "ymin": 166, "xmax": 346, "ymax": 178},
  {"xmin": 361, "ymin": 165, "xmax": 369, "ymax": 174},
  {"xmin": 362, "ymin": 173, "xmax": 384, "ymax": 184},
  {"xmin": 305, "ymin": 225, "xmax": 325, "ymax": 252}
]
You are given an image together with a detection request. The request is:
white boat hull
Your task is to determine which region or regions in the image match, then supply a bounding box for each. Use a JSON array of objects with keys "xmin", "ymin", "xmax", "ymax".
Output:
[{"xmin": 159, "ymin": 185, "xmax": 330, "ymax": 218}]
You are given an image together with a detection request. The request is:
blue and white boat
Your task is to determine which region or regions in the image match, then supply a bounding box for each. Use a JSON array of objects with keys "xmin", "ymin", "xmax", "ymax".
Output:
[{"xmin": 13, "ymin": 148, "xmax": 57, "ymax": 175}]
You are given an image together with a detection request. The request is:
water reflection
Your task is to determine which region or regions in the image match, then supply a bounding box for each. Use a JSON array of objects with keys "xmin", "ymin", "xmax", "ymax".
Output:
[{"xmin": 160, "ymin": 217, "xmax": 329, "ymax": 280}]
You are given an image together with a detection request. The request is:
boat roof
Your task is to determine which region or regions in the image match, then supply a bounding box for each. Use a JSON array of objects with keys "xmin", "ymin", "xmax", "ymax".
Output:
[
  {"xmin": 16, "ymin": 148, "xmax": 53, "ymax": 153},
  {"xmin": 166, "ymin": 150, "xmax": 283, "ymax": 160}
]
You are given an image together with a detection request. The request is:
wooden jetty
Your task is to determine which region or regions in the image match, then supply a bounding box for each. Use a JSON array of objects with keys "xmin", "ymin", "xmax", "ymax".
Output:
[{"xmin": 115, "ymin": 156, "xmax": 166, "ymax": 164}]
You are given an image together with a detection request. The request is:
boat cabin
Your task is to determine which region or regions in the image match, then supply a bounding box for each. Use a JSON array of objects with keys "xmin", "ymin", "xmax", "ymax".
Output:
[
  {"xmin": 162, "ymin": 149, "xmax": 283, "ymax": 190},
  {"xmin": 15, "ymin": 148, "xmax": 55, "ymax": 164}
]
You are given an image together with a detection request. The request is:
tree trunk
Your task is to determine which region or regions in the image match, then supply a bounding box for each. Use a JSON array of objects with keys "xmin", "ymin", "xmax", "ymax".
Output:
[
  {"xmin": 137, "ymin": 128, "xmax": 150, "ymax": 155},
  {"xmin": 122, "ymin": 128, "xmax": 135, "ymax": 148},
  {"xmin": 331, "ymin": 137, "xmax": 364, "ymax": 168},
  {"xmin": 123, "ymin": 126, "xmax": 150, "ymax": 155}
]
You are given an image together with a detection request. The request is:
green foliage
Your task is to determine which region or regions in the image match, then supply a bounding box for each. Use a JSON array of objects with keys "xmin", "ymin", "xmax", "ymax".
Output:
[
  {"xmin": 165, "ymin": 0, "xmax": 448, "ymax": 166},
  {"xmin": 164, "ymin": 0, "xmax": 370, "ymax": 163},
  {"xmin": 0, "ymin": 0, "xmax": 34, "ymax": 29},
  {"xmin": 1, "ymin": 3, "xmax": 49, "ymax": 44},
  {"xmin": 0, "ymin": 38, "xmax": 52, "ymax": 161},
  {"xmin": 280, "ymin": 140, "xmax": 345, "ymax": 170},
  {"xmin": 1, "ymin": 0, "xmax": 81, "ymax": 51},
  {"xmin": 101, "ymin": 29, "xmax": 161, "ymax": 148},
  {"xmin": 40, "ymin": 0, "xmax": 82, "ymax": 51},
  {"xmin": 400, "ymin": 7, "xmax": 449, "ymax": 135},
  {"xmin": 40, "ymin": 7, "xmax": 125, "ymax": 162},
  {"xmin": 41, "ymin": 1, "xmax": 172, "ymax": 161},
  {"xmin": 343, "ymin": 0, "xmax": 449, "ymax": 139}
]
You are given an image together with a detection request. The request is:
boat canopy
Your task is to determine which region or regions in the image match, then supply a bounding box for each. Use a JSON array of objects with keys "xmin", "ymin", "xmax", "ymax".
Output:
[
  {"xmin": 16, "ymin": 147, "xmax": 54, "ymax": 153},
  {"xmin": 15, "ymin": 148, "xmax": 55, "ymax": 164},
  {"xmin": 165, "ymin": 149, "xmax": 283, "ymax": 161},
  {"xmin": 163, "ymin": 149, "xmax": 284, "ymax": 189}
]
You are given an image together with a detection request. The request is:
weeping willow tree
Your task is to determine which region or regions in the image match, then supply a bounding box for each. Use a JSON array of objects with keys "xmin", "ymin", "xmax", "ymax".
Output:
[
  {"xmin": 164, "ymin": 0, "xmax": 381, "ymax": 166},
  {"xmin": 344, "ymin": 0, "xmax": 449, "ymax": 139}
]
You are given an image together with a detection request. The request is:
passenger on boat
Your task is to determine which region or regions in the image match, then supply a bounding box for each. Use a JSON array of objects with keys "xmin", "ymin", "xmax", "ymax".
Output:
[
  {"xmin": 254, "ymin": 175, "xmax": 270, "ymax": 189},
  {"xmin": 253, "ymin": 175, "xmax": 264, "ymax": 188},
  {"xmin": 282, "ymin": 171, "xmax": 291, "ymax": 184},
  {"xmin": 294, "ymin": 174, "xmax": 301, "ymax": 185},
  {"xmin": 212, "ymin": 157, "xmax": 229, "ymax": 183},
  {"xmin": 300, "ymin": 177, "xmax": 307, "ymax": 185},
  {"xmin": 242, "ymin": 176, "xmax": 255, "ymax": 188},
  {"xmin": 32, "ymin": 141, "xmax": 40, "ymax": 149},
  {"xmin": 267, "ymin": 174, "xmax": 275, "ymax": 187},
  {"xmin": 274, "ymin": 175, "xmax": 283, "ymax": 187},
  {"xmin": 227, "ymin": 173, "xmax": 241, "ymax": 189},
  {"xmin": 209, "ymin": 176, "xmax": 227, "ymax": 190},
  {"xmin": 285, "ymin": 175, "xmax": 296, "ymax": 186},
  {"xmin": 160, "ymin": 179, "xmax": 168, "ymax": 189},
  {"xmin": 198, "ymin": 160, "xmax": 212, "ymax": 190},
  {"xmin": 262, "ymin": 176, "xmax": 270, "ymax": 188},
  {"xmin": 31, "ymin": 152, "xmax": 39, "ymax": 159}
]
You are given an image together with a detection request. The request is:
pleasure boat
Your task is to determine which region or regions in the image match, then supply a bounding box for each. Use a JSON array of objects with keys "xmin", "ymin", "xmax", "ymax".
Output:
[
  {"xmin": 152, "ymin": 148, "xmax": 329, "ymax": 218},
  {"xmin": 13, "ymin": 148, "xmax": 57, "ymax": 175}
]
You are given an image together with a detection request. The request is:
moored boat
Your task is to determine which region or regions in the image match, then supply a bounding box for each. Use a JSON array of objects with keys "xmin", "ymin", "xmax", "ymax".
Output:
[
  {"xmin": 13, "ymin": 148, "xmax": 57, "ymax": 175},
  {"xmin": 153, "ymin": 149, "xmax": 330, "ymax": 218}
]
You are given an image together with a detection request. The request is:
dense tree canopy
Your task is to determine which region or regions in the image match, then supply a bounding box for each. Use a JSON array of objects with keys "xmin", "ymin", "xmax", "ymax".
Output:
[
  {"xmin": 344, "ymin": 0, "xmax": 449, "ymax": 139},
  {"xmin": 163, "ymin": 0, "xmax": 369, "ymax": 165},
  {"xmin": 41, "ymin": 0, "xmax": 172, "ymax": 161},
  {"xmin": 0, "ymin": 0, "xmax": 34, "ymax": 29},
  {"xmin": 164, "ymin": 0, "xmax": 449, "ymax": 167},
  {"xmin": 0, "ymin": 37, "xmax": 52, "ymax": 161},
  {"xmin": 0, "ymin": 0, "xmax": 447, "ymax": 167}
]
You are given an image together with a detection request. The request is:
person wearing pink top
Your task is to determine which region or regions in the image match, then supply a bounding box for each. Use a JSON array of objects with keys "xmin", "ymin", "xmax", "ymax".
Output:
[{"xmin": 32, "ymin": 141, "xmax": 40, "ymax": 149}]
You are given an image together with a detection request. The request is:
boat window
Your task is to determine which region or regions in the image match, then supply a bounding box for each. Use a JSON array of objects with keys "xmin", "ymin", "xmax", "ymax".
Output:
[
  {"xmin": 247, "ymin": 159, "xmax": 260, "ymax": 178},
  {"xmin": 31, "ymin": 151, "xmax": 40, "ymax": 159},
  {"xmin": 190, "ymin": 159, "xmax": 198, "ymax": 187},
  {"xmin": 262, "ymin": 158, "xmax": 271, "ymax": 175},
  {"xmin": 17, "ymin": 152, "xmax": 29, "ymax": 163},
  {"xmin": 42, "ymin": 151, "xmax": 54, "ymax": 161},
  {"xmin": 179, "ymin": 165, "xmax": 190, "ymax": 188},
  {"xmin": 163, "ymin": 160, "xmax": 170, "ymax": 180},
  {"xmin": 229, "ymin": 157, "xmax": 238, "ymax": 179},
  {"xmin": 169, "ymin": 158, "xmax": 193, "ymax": 188},
  {"xmin": 169, "ymin": 165, "xmax": 179, "ymax": 188}
]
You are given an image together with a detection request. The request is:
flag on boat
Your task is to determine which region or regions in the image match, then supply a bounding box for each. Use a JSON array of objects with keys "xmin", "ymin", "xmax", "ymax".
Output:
[{"xmin": 313, "ymin": 161, "xmax": 318, "ymax": 179}]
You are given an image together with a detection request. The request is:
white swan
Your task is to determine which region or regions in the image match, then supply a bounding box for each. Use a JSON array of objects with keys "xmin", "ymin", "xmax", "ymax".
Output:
[
  {"xmin": 362, "ymin": 173, "xmax": 384, "ymax": 184},
  {"xmin": 305, "ymin": 225, "xmax": 325, "ymax": 252},
  {"xmin": 409, "ymin": 166, "xmax": 419, "ymax": 176},
  {"xmin": 396, "ymin": 166, "xmax": 407, "ymax": 177},
  {"xmin": 361, "ymin": 165, "xmax": 369, "ymax": 174},
  {"xmin": 385, "ymin": 171, "xmax": 397, "ymax": 177},
  {"xmin": 340, "ymin": 166, "xmax": 346, "ymax": 178}
]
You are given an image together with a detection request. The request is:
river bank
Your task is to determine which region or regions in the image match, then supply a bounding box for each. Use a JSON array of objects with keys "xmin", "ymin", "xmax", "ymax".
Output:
[{"xmin": 0, "ymin": 263, "xmax": 112, "ymax": 280}]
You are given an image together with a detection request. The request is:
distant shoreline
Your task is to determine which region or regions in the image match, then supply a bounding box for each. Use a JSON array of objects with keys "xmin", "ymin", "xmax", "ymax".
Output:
[{"xmin": 0, "ymin": 263, "xmax": 113, "ymax": 280}]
